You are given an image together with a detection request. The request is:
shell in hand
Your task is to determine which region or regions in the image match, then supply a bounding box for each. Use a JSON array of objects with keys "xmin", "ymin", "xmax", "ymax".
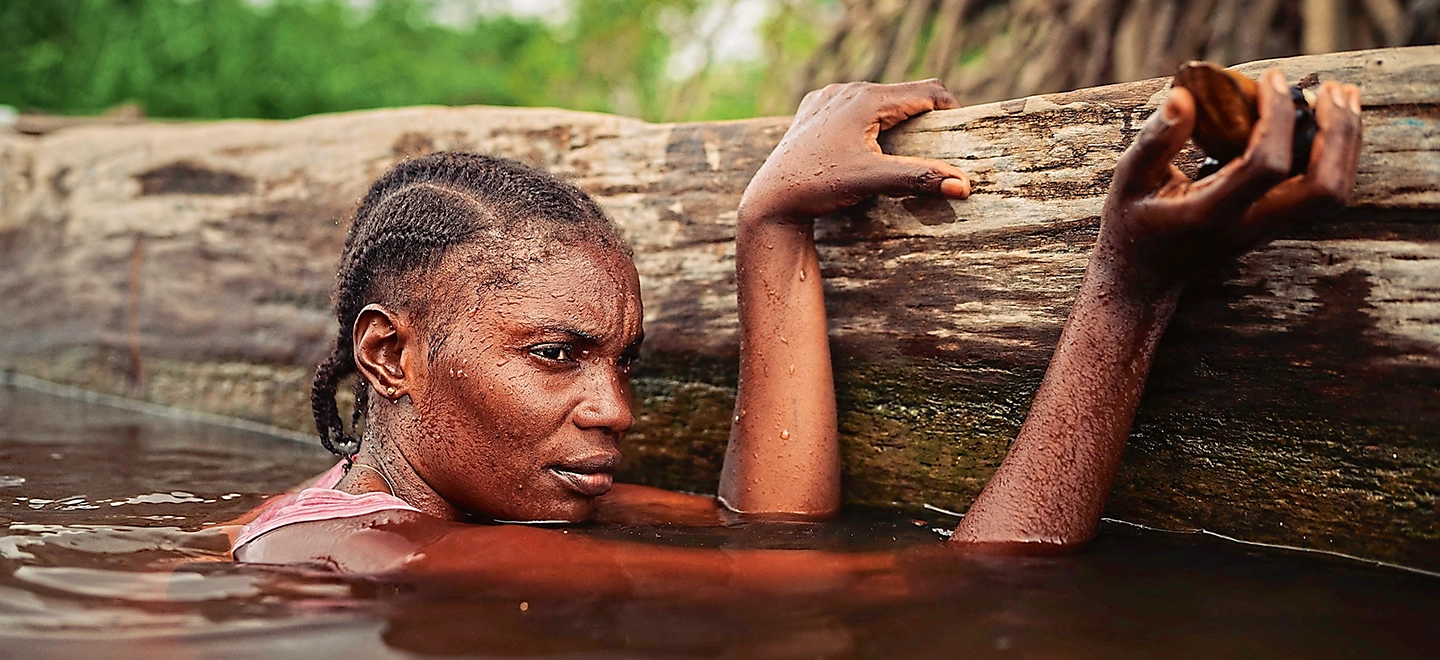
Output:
[
  {"xmin": 1172, "ymin": 61, "xmax": 1316, "ymax": 177},
  {"xmin": 1174, "ymin": 61, "xmax": 1260, "ymax": 163}
]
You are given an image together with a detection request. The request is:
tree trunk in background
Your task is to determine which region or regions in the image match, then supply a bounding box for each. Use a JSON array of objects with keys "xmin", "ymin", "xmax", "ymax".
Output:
[
  {"xmin": 1303, "ymin": 0, "xmax": 1343, "ymax": 54},
  {"xmin": 793, "ymin": 0, "xmax": 1440, "ymax": 105}
]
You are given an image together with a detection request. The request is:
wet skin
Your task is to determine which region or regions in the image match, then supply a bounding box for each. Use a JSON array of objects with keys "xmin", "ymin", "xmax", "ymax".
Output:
[
  {"xmin": 236, "ymin": 74, "xmax": 1363, "ymax": 583},
  {"xmin": 338, "ymin": 243, "xmax": 646, "ymax": 524}
]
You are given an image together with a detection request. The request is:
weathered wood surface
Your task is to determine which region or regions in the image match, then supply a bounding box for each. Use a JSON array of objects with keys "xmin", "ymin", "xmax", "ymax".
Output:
[{"xmin": 1, "ymin": 47, "xmax": 1435, "ymax": 568}]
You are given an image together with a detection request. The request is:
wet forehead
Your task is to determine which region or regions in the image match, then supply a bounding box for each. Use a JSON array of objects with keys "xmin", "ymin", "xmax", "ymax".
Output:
[{"xmin": 466, "ymin": 244, "xmax": 642, "ymax": 343}]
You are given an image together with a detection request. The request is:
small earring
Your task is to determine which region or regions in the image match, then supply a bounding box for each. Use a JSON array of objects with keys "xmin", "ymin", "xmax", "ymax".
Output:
[{"xmin": 385, "ymin": 386, "xmax": 397, "ymax": 398}]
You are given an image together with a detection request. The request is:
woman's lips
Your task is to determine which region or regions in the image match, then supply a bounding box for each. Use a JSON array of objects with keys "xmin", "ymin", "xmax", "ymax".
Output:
[{"xmin": 550, "ymin": 467, "xmax": 615, "ymax": 497}]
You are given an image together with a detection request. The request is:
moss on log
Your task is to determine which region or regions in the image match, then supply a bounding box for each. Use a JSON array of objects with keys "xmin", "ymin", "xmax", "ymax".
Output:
[{"xmin": 0, "ymin": 47, "xmax": 1435, "ymax": 568}]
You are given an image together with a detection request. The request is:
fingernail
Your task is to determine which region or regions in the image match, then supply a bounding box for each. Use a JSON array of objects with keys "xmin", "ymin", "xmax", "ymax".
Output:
[
  {"xmin": 1269, "ymin": 71, "xmax": 1288, "ymax": 95},
  {"xmin": 1160, "ymin": 96, "xmax": 1180, "ymax": 123},
  {"xmin": 940, "ymin": 178, "xmax": 970, "ymax": 198},
  {"xmin": 1348, "ymin": 90, "xmax": 1361, "ymax": 114}
]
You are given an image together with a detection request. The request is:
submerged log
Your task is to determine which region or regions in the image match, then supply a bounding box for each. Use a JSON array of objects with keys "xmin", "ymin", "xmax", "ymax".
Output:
[{"xmin": 0, "ymin": 47, "xmax": 1435, "ymax": 568}]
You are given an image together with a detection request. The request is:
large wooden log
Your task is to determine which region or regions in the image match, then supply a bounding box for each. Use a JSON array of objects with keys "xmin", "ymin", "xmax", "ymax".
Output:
[{"xmin": 0, "ymin": 47, "xmax": 1435, "ymax": 568}]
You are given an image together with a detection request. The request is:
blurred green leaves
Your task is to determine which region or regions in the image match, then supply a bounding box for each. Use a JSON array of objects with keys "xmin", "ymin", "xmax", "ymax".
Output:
[{"xmin": 0, "ymin": 0, "xmax": 787, "ymax": 122}]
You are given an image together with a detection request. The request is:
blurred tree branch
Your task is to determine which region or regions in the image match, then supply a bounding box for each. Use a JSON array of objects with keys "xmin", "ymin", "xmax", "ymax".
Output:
[{"xmin": 788, "ymin": 0, "xmax": 1440, "ymax": 106}]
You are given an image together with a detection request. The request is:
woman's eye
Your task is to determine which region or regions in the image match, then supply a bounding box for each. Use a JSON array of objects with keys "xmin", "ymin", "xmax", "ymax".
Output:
[{"xmin": 530, "ymin": 344, "xmax": 574, "ymax": 362}]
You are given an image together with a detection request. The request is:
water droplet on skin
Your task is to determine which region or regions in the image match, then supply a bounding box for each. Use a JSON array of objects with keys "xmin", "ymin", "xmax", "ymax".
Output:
[
  {"xmin": 799, "ymin": 269, "xmax": 806, "ymax": 281},
  {"xmin": 788, "ymin": 364, "xmax": 795, "ymax": 375},
  {"xmin": 781, "ymin": 430, "xmax": 791, "ymax": 440}
]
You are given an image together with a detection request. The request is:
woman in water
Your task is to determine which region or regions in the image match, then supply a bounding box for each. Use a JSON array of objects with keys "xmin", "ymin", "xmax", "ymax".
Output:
[{"xmin": 233, "ymin": 74, "xmax": 1362, "ymax": 591}]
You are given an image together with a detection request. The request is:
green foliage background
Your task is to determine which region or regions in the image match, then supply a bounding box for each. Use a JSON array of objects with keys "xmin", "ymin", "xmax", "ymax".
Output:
[{"xmin": 0, "ymin": 0, "xmax": 810, "ymax": 122}]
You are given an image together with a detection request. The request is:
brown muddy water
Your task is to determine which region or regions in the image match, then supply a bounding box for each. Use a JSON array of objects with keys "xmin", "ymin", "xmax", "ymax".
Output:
[{"xmin": 0, "ymin": 383, "xmax": 1435, "ymax": 659}]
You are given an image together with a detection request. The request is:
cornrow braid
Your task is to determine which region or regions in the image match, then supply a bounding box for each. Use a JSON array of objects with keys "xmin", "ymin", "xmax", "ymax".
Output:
[{"xmin": 311, "ymin": 152, "xmax": 628, "ymax": 458}]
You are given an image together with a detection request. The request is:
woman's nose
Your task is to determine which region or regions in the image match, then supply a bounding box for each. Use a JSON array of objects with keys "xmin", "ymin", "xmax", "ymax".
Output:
[{"xmin": 572, "ymin": 369, "xmax": 633, "ymax": 434}]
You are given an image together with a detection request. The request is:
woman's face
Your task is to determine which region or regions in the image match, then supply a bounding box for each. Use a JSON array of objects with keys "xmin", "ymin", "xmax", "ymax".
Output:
[{"xmin": 402, "ymin": 243, "xmax": 643, "ymax": 523}]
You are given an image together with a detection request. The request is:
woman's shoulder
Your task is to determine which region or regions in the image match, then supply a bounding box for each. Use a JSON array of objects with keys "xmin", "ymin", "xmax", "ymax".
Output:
[
  {"xmin": 238, "ymin": 488, "xmax": 418, "ymax": 542},
  {"xmin": 232, "ymin": 505, "xmax": 439, "ymax": 572},
  {"xmin": 232, "ymin": 482, "xmax": 423, "ymax": 564}
]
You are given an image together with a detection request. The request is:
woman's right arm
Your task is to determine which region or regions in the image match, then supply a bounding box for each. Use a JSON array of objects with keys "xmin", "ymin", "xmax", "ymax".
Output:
[{"xmin": 238, "ymin": 513, "xmax": 911, "ymax": 600}]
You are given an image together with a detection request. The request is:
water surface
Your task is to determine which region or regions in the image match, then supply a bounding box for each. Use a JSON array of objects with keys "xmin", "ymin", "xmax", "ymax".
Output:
[{"xmin": 0, "ymin": 384, "xmax": 1434, "ymax": 659}]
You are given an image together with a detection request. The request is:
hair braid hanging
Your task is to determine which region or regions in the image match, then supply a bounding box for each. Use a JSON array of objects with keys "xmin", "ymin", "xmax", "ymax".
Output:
[{"xmin": 311, "ymin": 340, "xmax": 361, "ymax": 458}]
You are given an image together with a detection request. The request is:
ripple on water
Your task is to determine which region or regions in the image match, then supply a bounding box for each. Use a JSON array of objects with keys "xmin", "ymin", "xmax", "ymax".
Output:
[
  {"xmin": 1, "ymin": 524, "xmax": 231, "ymax": 558},
  {"xmin": 111, "ymin": 492, "xmax": 213, "ymax": 506}
]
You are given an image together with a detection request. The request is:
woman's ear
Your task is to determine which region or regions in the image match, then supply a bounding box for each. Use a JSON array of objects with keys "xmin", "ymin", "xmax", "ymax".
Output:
[{"xmin": 353, "ymin": 304, "xmax": 416, "ymax": 402}]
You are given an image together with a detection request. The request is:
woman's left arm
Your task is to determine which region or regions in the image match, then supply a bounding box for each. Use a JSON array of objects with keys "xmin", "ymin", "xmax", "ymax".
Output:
[
  {"xmin": 718, "ymin": 80, "xmax": 971, "ymax": 518},
  {"xmin": 951, "ymin": 74, "xmax": 1363, "ymax": 550}
]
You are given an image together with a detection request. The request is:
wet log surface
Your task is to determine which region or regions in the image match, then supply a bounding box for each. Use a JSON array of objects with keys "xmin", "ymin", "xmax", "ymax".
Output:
[{"xmin": 1, "ymin": 47, "xmax": 1435, "ymax": 568}]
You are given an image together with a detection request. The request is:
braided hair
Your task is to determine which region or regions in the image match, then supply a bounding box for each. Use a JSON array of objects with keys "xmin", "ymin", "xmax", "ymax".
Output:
[{"xmin": 312, "ymin": 152, "xmax": 628, "ymax": 458}]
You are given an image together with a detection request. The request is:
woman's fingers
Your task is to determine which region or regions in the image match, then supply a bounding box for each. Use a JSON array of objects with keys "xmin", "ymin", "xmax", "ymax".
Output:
[
  {"xmin": 1305, "ymin": 81, "xmax": 1363, "ymax": 206},
  {"xmin": 1240, "ymin": 82, "xmax": 1363, "ymax": 233},
  {"xmin": 1345, "ymin": 85, "xmax": 1364, "ymax": 177},
  {"xmin": 1112, "ymin": 87, "xmax": 1197, "ymax": 196},
  {"xmin": 940, "ymin": 177, "xmax": 971, "ymax": 198},
  {"xmin": 795, "ymin": 82, "xmax": 848, "ymax": 118},
  {"xmin": 850, "ymin": 154, "xmax": 971, "ymax": 199},
  {"xmin": 866, "ymin": 79, "xmax": 962, "ymax": 131},
  {"xmin": 1189, "ymin": 69, "xmax": 1297, "ymax": 219}
]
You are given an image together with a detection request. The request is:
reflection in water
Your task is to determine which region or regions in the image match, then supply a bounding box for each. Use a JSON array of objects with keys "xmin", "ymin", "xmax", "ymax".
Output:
[{"xmin": 0, "ymin": 385, "xmax": 1436, "ymax": 659}]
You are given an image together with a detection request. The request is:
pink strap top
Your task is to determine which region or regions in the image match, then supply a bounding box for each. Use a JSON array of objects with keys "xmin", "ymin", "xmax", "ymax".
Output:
[{"xmin": 232, "ymin": 461, "xmax": 420, "ymax": 553}]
